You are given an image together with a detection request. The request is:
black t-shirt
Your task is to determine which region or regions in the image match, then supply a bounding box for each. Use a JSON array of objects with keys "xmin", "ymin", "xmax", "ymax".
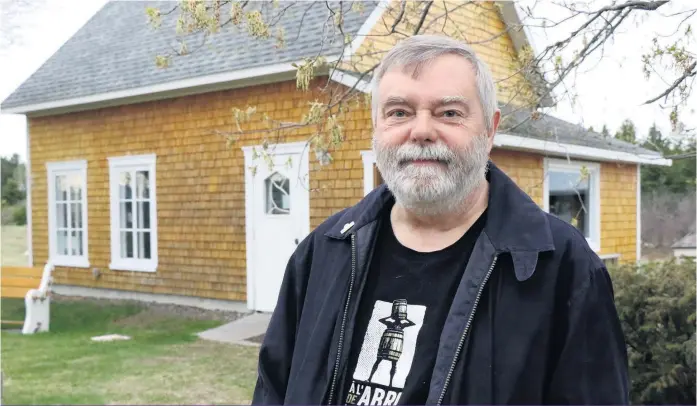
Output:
[{"xmin": 343, "ymin": 204, "xmax": 487, "ymax": 406}]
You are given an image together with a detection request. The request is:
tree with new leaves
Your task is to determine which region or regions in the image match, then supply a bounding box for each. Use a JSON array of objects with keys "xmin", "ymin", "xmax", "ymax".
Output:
[
  {"xmin": 145, "ymin": 0, "xmax": 695, "ymax": 167},
  {"xmin": 1, "ymin": 154, "xmax": 25, "ymax": 206}
]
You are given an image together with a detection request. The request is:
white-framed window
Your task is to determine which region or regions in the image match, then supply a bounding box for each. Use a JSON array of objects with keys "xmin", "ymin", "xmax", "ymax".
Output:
[
  {"xmin": 543, "ymin": 158, "xmax": 601, "ymax": 251},
  {"xmin": 46, "ymin": 160, "xmax": 89, "ymax": 267},
  {"xmin": 108, "ymin": 154, "xmax": 158, "ymax": 272}
]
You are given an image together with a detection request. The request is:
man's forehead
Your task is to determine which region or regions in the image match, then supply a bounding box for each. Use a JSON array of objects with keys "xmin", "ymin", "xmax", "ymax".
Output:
[{"xmin": 378, "ymin": 65, "xmax": 477, "ymax": 102}]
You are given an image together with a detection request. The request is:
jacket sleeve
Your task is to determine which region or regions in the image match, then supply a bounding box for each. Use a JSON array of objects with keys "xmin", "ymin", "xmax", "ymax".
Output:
[
  {"xmin": 545, "ymin": 264, "xmax": 630, "ymax": 405},
  {"xmin": 252, "ymin": 247, "xmax": 310, "ymax": 405}
]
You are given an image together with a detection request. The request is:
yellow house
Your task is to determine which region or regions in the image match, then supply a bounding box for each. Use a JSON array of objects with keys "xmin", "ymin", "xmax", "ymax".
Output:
[{"xmin": 1, "ymin": 1, "xmax": 671, "ymax": 312}]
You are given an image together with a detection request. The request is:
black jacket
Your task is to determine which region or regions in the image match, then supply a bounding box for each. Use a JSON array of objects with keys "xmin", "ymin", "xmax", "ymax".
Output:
[{"xmin": 252, "ymin": 161, "xmax": 629, "ymax": 405}]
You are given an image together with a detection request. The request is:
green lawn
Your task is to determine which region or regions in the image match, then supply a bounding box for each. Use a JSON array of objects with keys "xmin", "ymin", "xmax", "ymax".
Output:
[
  {"xmin": 1, "ymin": 297, "xmax": 259, "ymax": 404},
  {"xmin": 1, "ymin": 225, "xmax": 28, "ymax": 266}
]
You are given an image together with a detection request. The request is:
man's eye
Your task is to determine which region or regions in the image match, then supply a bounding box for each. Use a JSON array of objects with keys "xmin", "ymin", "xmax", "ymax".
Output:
[
  {"xmin": 442, "ymin": 110, "xmax": 460, "ymax": 118},
  {"xmin": 389, "ymin": 110, "xmax": 407, "ymax": 118}
]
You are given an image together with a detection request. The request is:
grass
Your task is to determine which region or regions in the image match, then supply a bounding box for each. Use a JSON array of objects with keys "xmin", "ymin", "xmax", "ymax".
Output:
[
  {"xmin": 1, "ymin": 225, "xmax": 28, "ymax": 266},
  {"xmin": 1, "ymin": 297, "xmax": 259, "ymax": 404}
]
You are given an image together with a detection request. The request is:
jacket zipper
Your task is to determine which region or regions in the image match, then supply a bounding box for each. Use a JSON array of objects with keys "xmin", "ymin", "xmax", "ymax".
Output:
[
  {"xmin": 328, "ymin": 232, "xmax": 357, "ymax": 405},
  {"xmin": 436, "ymin": 255, "xmax": 499, "ymax": 406}
]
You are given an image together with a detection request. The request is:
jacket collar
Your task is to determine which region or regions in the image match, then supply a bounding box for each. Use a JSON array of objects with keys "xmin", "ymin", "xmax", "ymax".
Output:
[{"xmin": 324, "ymin": 160, "xmax": 555, "ymax": 280}]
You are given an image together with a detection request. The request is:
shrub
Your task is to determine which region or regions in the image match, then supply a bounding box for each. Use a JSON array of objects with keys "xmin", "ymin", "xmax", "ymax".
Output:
[
  {"xmin": 610, "ymin": 258, "xmax": 696, "ymax": 405},
  {"xmin": 12, "ymin": 204, "xmax": 26, "ymax": 225}
]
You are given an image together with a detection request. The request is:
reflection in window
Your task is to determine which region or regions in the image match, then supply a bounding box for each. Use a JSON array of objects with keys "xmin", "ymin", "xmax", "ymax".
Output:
[
  {"xmin": 53, "ymin": 171, "xmax": 85, "ymax": 256},
  {"xmin": 265, "ymin": 172, "xmax": 290, "ymax": 214},
  {"xmin": 548, "ymin": 170, "xmax": 591, "ymax": 237}
]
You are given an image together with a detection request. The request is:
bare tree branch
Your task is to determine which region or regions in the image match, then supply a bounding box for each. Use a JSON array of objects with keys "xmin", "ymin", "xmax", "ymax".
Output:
[
  {"xmin": 644, "ymin": 62, "xmax": 697, "ymax": 104},
  {"xmin": 412, "ymin": 1, "xmax": 434, "ymax": 35}
]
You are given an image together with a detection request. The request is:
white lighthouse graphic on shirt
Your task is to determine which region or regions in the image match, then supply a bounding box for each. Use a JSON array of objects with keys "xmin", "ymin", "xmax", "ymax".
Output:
[{"xmin": 345, "ymin": 299, "xmax": 426, "ymax": 406}]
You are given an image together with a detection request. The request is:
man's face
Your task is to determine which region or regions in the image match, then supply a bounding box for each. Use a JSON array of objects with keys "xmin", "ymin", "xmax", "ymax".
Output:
[{"xmin": 372, "ymin": 53, "xmax": 499, "ymax": 215}]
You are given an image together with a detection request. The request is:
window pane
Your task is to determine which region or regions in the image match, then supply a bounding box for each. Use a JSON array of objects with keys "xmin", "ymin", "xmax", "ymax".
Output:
[
  {"xmin": 120, "ymin": 231, "xmax": 133, "ymax": 258},
  {"xmin": 67, "ymin": 172, "xmax": 82, "ymax": 200},
  {"xmin": 137, "ymin": 231, "xmax": 152, "ymax": 259},
  {"xmin": 57, "ymin": 230, "xmax": 68, "ymax": 255},
  {"xmin": 136, "ymin": 171, "xmax": 150, "ymax": 199},
  {"xmin": 119, "ymin": 171, "xmax": 132, "ymax": 199},
  {"xmin": 548, "ymin": 171, "xmax": 589, "ymax": 193},
  {"xmin": 548, "ymin": 170, "xmax": 591, "ymax": 237},
  {"xmin": 143, "ymin": 232, "xmax": 151, "ymax": 259},
  {"xmin": 70, "ymin": 230, "xmax": 81, "ymax": 256},
  {"xmin": 56, "ymin": 175, "xmax": 68, "ymax": 201},
  {"xmin": 265, "ymin": 172, "xmax": 290, "ymax": 214},
  {"xmin": 57, "ymin": 202, "xmax": 68, "ymax": 228},
  {"xmin": 70, "ymin": 203, "xmax": 82, "ymax": 228},
  {"xmin": 120, "ymin": 202, "xmax": 133, "ymax": 229},
  {"xmin": 137, "ymin": 201, "xmax": 150, "ymax": 229},
  {"xmin": 77, "ymin": 231, "xmax": 84, "ymax": 256}
]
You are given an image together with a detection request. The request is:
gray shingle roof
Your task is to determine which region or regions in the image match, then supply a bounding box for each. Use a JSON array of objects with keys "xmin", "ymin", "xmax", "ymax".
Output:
[
  {"xmin": 498, "ymin": 105, "xmax": 662, "ymax": 156},
  {"xmin": 1, "ymin": 0, "xmax": 378, "ymax": 109}
]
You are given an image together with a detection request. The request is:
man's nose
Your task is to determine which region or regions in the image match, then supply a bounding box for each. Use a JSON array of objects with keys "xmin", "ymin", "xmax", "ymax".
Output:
[{"xmin": 409, "ymin": 111, "xmax": 438, "ymax": 143}]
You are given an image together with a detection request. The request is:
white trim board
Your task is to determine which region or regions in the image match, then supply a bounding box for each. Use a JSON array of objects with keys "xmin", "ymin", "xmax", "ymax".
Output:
[
  {"xmin": 46, "ymin": 159, "xmax": 90, "ymax": 268},
  {"xmin": 636, "ymin": 164, "xmax": 641, "ymax": 262},
  {"xmin": 25, "ymin": 119, "xmax": 33, "ymax": 267},
  {"xmin": 4, "ymin": 57, "xmax": 339, "ymax": 116},
  {"xmin": 330, "ymin": 70, "xmax": 372, "ymax": 94},
  {"xmin": 107, "ymin": 153, "xmax": 158, "ymax": 273},
  {"xmin": 495, "ymin": 133, "xmax": 672, "ymax": 166},
  {"xmin": 341, "ymin": 0, "xmax": 390, "ymax": 62}
]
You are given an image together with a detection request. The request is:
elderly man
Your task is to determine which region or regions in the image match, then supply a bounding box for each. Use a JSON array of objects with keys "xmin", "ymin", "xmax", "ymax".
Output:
[{"xmin": 252, "ymin": 35, "xmax": 629, "ymax": 405}]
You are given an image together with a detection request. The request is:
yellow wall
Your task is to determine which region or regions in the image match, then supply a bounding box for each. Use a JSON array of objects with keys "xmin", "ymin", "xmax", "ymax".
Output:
[
  {"xmin": 490, "ymin": 149, "xmax": 544, "ymax": 206},
  {"xmin": 598, "ymin": 162, "xmax": 638, "ymax": 262},
  {"xmin": 29, "ymin": 80, "xmax": 342, "ymax": 301}
]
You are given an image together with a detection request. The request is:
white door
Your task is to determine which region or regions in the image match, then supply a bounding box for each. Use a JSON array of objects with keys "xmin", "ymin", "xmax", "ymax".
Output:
[{"xmin": 243, "ymin": 142, "xmax": 310, "ymax": 312}]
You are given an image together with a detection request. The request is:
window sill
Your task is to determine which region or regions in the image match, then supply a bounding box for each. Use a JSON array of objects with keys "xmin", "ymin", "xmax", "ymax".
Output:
[
  {"xmin": 586, "ymin": 238, "xmax": 600, "ymax": 252},
  {"xmin": 109, "ymin": 261, "xmax": 157, "ymax": 273},
  {"xmin": 599, "ymin": 253, "xmax": 621, "ymax": 266},
  {"xmin": 50, "ymin": 256, "xmax": 90, "ymax": 268}
]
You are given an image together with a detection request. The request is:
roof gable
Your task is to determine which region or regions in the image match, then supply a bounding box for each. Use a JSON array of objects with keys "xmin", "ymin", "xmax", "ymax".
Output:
[{"xmin": 340, "ymin": 1, "xmax": 552, "ymax": 109}]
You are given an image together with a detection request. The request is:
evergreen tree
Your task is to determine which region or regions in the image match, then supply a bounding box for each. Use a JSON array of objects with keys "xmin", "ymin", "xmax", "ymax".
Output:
[
  {"xmin": 641, "ymin": 124, "xmax": 696, "ymax": 194},
  {"xmin": 615, "ymin": 119, "xmax": 637, "ymax": 144}
]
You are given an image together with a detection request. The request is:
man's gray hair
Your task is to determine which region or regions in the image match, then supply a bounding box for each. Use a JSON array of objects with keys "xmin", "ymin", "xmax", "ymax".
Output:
[{"xmin": 370, "ymin": 34, "xmax": 498, "ymax": 133}]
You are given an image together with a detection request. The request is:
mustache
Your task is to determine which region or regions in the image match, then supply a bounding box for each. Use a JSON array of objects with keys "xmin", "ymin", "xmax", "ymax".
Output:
[{"xmin": 391, "ymin": 143, "xmax": 456, "ymax": 165}]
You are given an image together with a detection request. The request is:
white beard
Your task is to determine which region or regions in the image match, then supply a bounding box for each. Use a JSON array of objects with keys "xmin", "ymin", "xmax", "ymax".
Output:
[{"xmin": 373, "ymin": 133, "xmax": 490, "ymax": 217}]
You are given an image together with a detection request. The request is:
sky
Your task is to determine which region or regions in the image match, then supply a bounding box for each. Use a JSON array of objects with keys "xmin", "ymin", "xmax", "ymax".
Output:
[{"xmin": 0, "ymin": 0, "xmax": 695, "ymax": 162}]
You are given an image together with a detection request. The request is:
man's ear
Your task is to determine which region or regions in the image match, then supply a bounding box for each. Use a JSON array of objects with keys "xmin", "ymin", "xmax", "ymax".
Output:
[{"xmin": 487, "ymin": 109, "xmax": 501, "ymax": 151}]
